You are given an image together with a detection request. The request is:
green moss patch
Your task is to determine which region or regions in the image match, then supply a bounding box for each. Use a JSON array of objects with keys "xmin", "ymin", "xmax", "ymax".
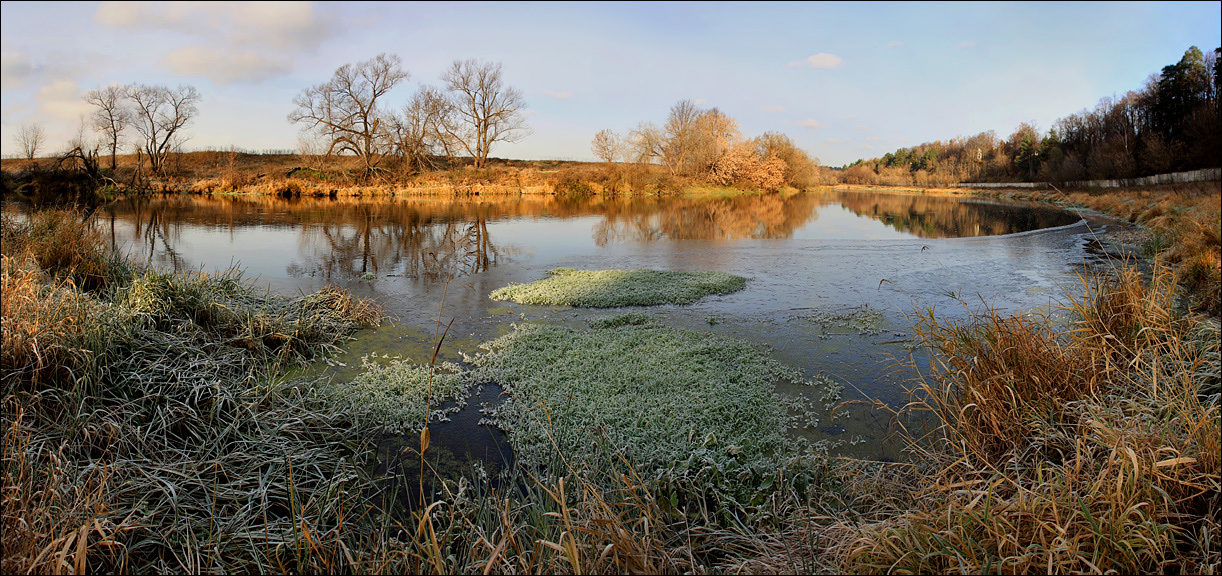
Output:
[
  {"xmin": 469, "ymin": 316, "xmax": 823, "ymax": 477},
  {"xmin": 489, "ymin": 268, "xmax": 747, "ymax": 308}
]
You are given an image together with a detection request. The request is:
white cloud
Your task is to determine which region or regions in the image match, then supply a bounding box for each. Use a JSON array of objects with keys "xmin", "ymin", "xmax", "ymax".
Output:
[
  {"xmin": 853, "ymin": 124, "xmax": 870, "ymax": 131},
  {"xmin": 864, "ymin": 135, "xmax": 885, "ymax": 142},
  {"xmin": 760, "ymin": 105, "xmax": 786, "ymax": 112},
  {"xmin": 96, "ymin": 1, "xmax": 334, "ymax": 49},
  {"xmin": 824, "ymin": 137, "xmax": 847, "ymax": 143},
  {"xmin": 693, "ymin": 98, "xmax": 707, "ymax": 105},
  {"xmin": 36, "ymin": 78, "xmax": 91, "ymax": 122},
  {"xmin": 958, "ymin": 40, "xmax": 976, "ymax": 49},
  {"xmin": 1, "ymin": 51, "xmax": 35, "ymax": 92},
  {"xmin": 163, "ymin": 47, "xmax": 292, "ymax": 85},
  {"xmin": 788, "ymin": 52, "xmax": 843, "ymax": 69},
  {"xmin": 95, "ymin": 1, "xmax": 334, "ymax": 85},
  {"xmin": 546, "ymin": 90, "xmax": 573, "ymax": 99},
  {"xmin": 840, "ymin": 115, "xmax": 856, "ymax": 120},
  {"xmin": 792, "ymin": 118, "xmax": 822, "ymax": 130},
  {"xmin": 857, "ymin": 144, "xmax": 875, "ymax": 150},
  {"xmin": 885, "ymin": 41, "xmax": 902, "ymax": 49}
]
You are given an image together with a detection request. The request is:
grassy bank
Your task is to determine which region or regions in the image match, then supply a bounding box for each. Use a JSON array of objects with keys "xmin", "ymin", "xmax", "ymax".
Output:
[
  {"xmin": 3, "ymin": 203, "xmax": 1218, "ymax": 573},
  {"xmin": 1, "ymin": 151, "xmax": 818, "ymax": 203},
  {"xmin": 969, "ymin": 181, "xmax": 1221, "ymax": 317},
  {"xmin": 1, "ymin": 209, "xmax": 385, "ymax": 573}
]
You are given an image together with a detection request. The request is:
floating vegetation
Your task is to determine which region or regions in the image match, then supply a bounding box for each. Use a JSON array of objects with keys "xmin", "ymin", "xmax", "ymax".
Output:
[
  {"xmin": 325, "ymin": 355, "xmax": 470, "ymax": 433},
  {"xmin": 489, "ymin": 268, "xmax": 747, "ymax": 307},
  {"xmin": 468, "ymin": 315, "xmax": 831, "ymax": 478},
  {"xmin": 801, "ymin": 304, "xmax": 888, "ymax": 337}
]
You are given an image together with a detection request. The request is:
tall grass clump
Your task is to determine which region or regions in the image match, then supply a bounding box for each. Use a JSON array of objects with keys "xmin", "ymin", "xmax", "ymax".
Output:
[
  {"xmin": 834, "ymin": 261, "xmax": 1221, "ymax": 574},
  {"xmin": 490, "ymin": 268, "xmax": 748, "ymax": 307},
  {"xmin": 3, "ymin": 208, "xmax": 390, "ymax": 574}
]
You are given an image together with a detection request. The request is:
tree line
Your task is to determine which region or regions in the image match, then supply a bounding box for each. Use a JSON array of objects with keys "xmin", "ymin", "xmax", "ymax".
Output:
[
  {"xmin": 288, "ymin": 53, "xmax": 529, "ymax": 178},
  {"xmin": 12, "ymin": 53, "xmax": 529, "ymax": 181},
  {"xmin": 591, "ymin": 100, "xmax": 821, "ymax": 191},
  {"xmin": 844, "ymin": 46, "xmax": 1221, "ymax": 186}
]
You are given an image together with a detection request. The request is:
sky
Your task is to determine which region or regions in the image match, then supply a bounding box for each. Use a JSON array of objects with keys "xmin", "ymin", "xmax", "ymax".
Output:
[{"xmin": 1, "ymin": 1, "xmax": 1219, "ymax": 166}]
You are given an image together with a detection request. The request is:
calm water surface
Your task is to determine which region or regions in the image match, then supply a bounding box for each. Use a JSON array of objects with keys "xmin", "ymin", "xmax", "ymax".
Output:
[{"xmin": 11, "ymin": 188, "xmax": 1120, "ymax": 468}]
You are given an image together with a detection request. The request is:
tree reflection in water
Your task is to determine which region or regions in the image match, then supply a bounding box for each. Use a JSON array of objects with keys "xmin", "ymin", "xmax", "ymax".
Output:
[{"xmin": 97, "ymin": 189, "xmax": 1080, "ymax": 284}]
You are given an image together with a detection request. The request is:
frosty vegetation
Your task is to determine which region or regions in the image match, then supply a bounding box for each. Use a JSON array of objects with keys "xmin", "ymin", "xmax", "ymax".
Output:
[
  {"xmin": 467, "ymin": 316, "xmax": 831, "ymax": 477},
  {"xmin": 489, "ymin": 268, "xmax": 747, "ymax": 307}
]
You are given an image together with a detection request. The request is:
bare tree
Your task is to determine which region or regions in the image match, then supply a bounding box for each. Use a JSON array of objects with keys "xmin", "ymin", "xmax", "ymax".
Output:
[
  {"xmin": 289, "ymin": 53, "xmax": 408, "ymax": 178},
  {"xmin": 60, "ymin": 116, "xmax": 102, "ymax": 178},
  {"xmin": 390, "ymin": 85, "xmax": 459, "ymax": 173},
  {"xmin": 126, "ymin": 84, "xmax": 201, "ymax": 174},
  {"xmin": 84, "ymin": 84, "xmax": 131, "ymax": 170},
  {"xmin": 628, "ymin": 122, "xmax": 665, "ymax": 165},
  {"xmin": 16, "ymin": 122, "xmax": 46, "ymax": 161},
  {"xmin": 440, "ymin": 59, "xmax": 530, "ymax": 168},
  {"xmin": 591, "ymin": 129, "xmax": 623, "ymax": 164},
  {"xmin": 661, "ymin": 99, "xmax": 701, "ymax": 174}
]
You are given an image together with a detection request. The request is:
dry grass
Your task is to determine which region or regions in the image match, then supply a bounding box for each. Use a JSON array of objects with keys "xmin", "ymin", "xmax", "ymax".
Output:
[
  {"xmin": 4, "ymin": 189, "xmax": 1218, "ymax": 574},
  {"xmin": 832, "ymin": 261, "xmax": 1221, "ymax": 574}
]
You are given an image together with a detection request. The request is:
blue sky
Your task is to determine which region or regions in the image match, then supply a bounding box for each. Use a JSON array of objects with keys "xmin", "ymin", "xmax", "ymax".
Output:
[{"xmin": 2, "ymin": 1, "xmax": 1219, "ymax": 165}]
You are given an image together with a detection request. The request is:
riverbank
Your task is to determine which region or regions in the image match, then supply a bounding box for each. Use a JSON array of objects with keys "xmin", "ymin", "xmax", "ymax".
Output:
[
  {"xmin": 2, "ymin": 186, "xmax": 1218, "ymax": 573},
  {"xmin": 0, "ymin": 151, "xmax": 818, "ymax": 203}
]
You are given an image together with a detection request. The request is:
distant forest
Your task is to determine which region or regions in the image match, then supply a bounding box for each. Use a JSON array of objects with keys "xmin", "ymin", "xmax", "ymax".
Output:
[{"xmin": 844, "ymin": 46, "xmax": 1221, "ymax": 186}]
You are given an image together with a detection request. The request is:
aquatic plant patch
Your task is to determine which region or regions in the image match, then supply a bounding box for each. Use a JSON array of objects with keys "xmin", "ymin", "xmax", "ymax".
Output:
[
  {"xmin": 468, "ymin": 316, "xmax": 829, "ymax": 478},
  {"xmin": 489, "ymin": 268, "xmax": 747, "ymax": 307},
  {"xmin": 326, "ymin": 355, "xmax": 471, "ymax": 433},
  {"xmin": 800, "ymin": 305, "xmax": 889, "ymax": 337}
]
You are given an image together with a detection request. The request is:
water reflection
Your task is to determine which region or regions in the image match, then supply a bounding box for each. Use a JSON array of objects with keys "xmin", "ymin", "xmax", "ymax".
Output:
[
  {"xmin": 92, "ymin": 189, "xmax": 1080, "ymax": 284},
  {"xmin": 817, "ymin": 189, "xmax": 1080, "ymax": 238}
]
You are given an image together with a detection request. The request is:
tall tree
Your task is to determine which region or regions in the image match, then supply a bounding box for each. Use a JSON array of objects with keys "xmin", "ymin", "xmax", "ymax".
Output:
[
  {"xmin": 440, "ymin": 59, "xmax": 530, "ymax": 168},
  {"xmin": 126, "ymin": 84, "xmax": 201, "ymax": 174},
  {"xmin": 661, "ymin": 99, "xmax": 701, "ymax": 175},
  {"xmin": 84, "ymin": 84, "xmax": 132, "ymax": 170},
  {"xmin": 289, "ymin": 53, "xmax": 408, "ymax": 177}
]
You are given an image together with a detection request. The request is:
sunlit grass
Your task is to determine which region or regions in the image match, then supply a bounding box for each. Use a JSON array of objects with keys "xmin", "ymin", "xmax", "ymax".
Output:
[
  {"xmin": 489, "ymin": 268, "xmax": 747, "ymax": 307},
  {"xmin": 833, "ymin": 261, "xmax": 1221, "ymax": 574}
]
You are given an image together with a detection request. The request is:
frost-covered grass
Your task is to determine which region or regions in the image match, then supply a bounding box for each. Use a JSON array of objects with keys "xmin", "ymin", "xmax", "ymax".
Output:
[
  {"xmin": 489, "ymin": 268, "xmax": 747, "ymax": 307},
  {"xmin": 324, "ymin": 355, "xmax": 471, "ymax": 433},
  {"xmin": 468, "ymin": 315, "xmax": 823, "ymax": 478},
  {"xmin": 802, "ymin": 305, "xmax": 889, "ymax": 337}
]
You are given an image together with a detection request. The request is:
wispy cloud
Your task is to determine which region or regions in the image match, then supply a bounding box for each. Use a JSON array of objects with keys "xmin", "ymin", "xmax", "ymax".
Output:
[
  {"xmin": 857, "ymin": 144, "xmax": 875, "ymax": 150},
  {"xmin": 840, "ymin": 115, "xmax": 856, "ymax": 121},
  {"xmin": 163, "ymin": 48, "xmax": 292, "ymax": 86},
  {"xmin": 957, "ymin": 40, "xmax": 975, "ymax": 49},
  {"xmin": 824, "ymin": 137, "xmax": 848, "ymax": 143},
  {"xmin": 96, "ymin": 2, "xmax": 336, "ymax": 51},
  {"xmin": 1, "ymin": 51, "xmax": 35, "ymax": 92},
  {"xmin": 546, "ymin": 90, "xmax": 573, "ymax": 99},
  {"xmin": 787, "ymin": 52, "xmax": 843, "ymax": 69},
  {"xmin": 95, "ymin": 1, "xmax": 333, "ymax": 85},
  {"xmin": 790, "ymin": 118, "xmax": 822, "ymax": 130},
  {"xmin": 864, "ymin": 135, "xmax": 886, "ymax": 142},
  {"xmin": 853, "ymin": 124, "xmax": 870, "ymax": 131},
  {"xmin": 885, "ymin": 40, "xmax": 902, "ymax": 49},
  {"xmin": 36, "ymin": 78, "xmax": 91, "ymax": 121},
  {"xmin": 760, "ymin": 105, "xmax": 786, "ymax": 112}
]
